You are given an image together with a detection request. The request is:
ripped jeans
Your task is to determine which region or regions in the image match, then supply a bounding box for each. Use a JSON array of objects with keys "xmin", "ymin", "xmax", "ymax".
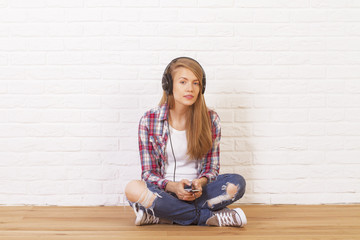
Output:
[{"xmin": 128, "ymin": 174, "xmax": 246, "ymax": 226}]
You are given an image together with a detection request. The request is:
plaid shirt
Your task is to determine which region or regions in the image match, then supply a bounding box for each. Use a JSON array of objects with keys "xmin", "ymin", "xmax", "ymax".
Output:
[{"xmin": 138, "ymin": 104, "xmax": 221, "ymax": 190}]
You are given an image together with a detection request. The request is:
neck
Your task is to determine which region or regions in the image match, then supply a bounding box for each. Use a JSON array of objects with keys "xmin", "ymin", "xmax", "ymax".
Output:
[{"xmin": 169, "ymin": 104, "xmax": 190, "ymax": 131}]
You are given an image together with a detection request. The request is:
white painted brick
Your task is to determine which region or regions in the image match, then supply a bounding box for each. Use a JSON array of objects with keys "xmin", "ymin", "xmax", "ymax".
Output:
[
  {"xmin": 103, "ymin": 9, "xmax": 139, "ymax": 22},
  {"xmin": 26, "ymin": 67, "xmax": 64, "ymax": 80},
  {"xmin": 82, "ymin": 110, "xmax": 119, "ymax": 123},
  {"xmin": 197, "ymin": 24, "xmax": 234, "ymax": 37},
  {"xmin": 311, "ymin": 0, "xmax": 350, "ymax": 8},
  {"xmin": 10, "ymin": 53, "xmax": 46, "ymax": 65},
  {"xmin": 141, "ymin": 9, "xmax": 177, "ymax": 22},
  {"xmin": 63, "ymin": 152, "xmax": 102, "ymax": 165},
  {"xmin": 47, "ymin": 23, "xmax": 83, "ymax": 37},
  {"xmin": 0, "ymin": 54, "xmax": 7, "ymax": 65},
  {"xmin": 8, "ymin": 80, "xmax": 44, "ymax": 94},
  {"xmin": 65, "ymin": 38, "xmax": 102, "ymax": 51},
  {"xmin": 345, "ymin": 109, "xmax": 360, "ymax": 122},
  {"xmin": 102, "ymin": 123, "xmax": 137, "ymax": 137},
  {"xmin": 0, "ymin": 38, "xmax": 27, "ymax": 51},
  {"xmin": 64, "ymin": 67, "xmax": 102, "ymax": 80},
  {"xmin": 10, "ymin": 24, "xmax": 47, "ymax": 37},
  {"xmin": 27, "ymin": 9, "xmax": 65, "ymax": 22},
  {"xmin": 253, "ymin": 151, "xmax": 324, "ymax": 165},
  {"xmin": 46, "ymin": 53, "xmax": 82, "ymax": 65},
  {"xmin": 47, "ymin": 0, "xmax": 83, "ymax": 7},
  {"xmin": 220, "ymin": 152, "xmax": 253, "ymax": 165},
  {"xmin": 327, "ymin": 66, "xmax": 360, "ymax": 78},
  {"xmin": 82, "ymin": 138, "xmax": 118, "ymax": 151},
  {"xmin": 270, "ymin": 109, "xmax": 308, "ymax": 122},
  {"xmin": 212, "ymin": 38, "xmax": 252, "ymax": 51},
  {"xmin": 27, "ymin": 124, "xmax": 65, "ymax": 137},
  {"xmin": 26, "ymin": 152, "xmax": 64, "ymax": 165},
  {"xmin": 9, "ymin": 0, "xmax": 46, "ymax": 8},
  {"xmin": 291, "ymin": 10, "xmax": 328, "ymax": 22},
  {"xmin": 28, "ymin": 38, "xmax": 64, "ymax": 51},
  {"xmin": 67, "ymin": 181, "xmax": 102, "ymax": 194},
  {"xmin": 41, "ymin": 110, "xmax": 82, "ymax": 123},
  {"xmin": 85, "ymin": 80, "xmax": 119, "ymax": 94},
  {"xmin": 1, "ymin": 2, "xmax": 360, "ymax": 206},
  {"xmin": 235, "ymin": 0, "xmax": 309, "ymax": 8},
  {"xmin": 254, "ymin": 9, "xmax": 290, "ymax": 23},
  {"xmin": 309, "ymin": 109, "xmax": 344, "ymax": 122},
  {"xmin": 120, "ymin": 110, "xmax": 143, "ymax": 123},
  {"xmin": 122, "ymin": 0, "xmax": 159, "ymax": 7},
  {"xmin": 102, "ymin": 96, "xmax": 139, "ymax": 109},
  {"xmin": 222, "ymin": 123, "xmax": 252, "ymax": 137},
  {"xmin": 141, "ymin": 38, "xmax": 178, "ymax": 50},
  {"xmin": 198, "ymin": 0, "xmax": 234, "ymax": 7},
  {"xmin": 0, "ymin": 0, "xmax": 6, "ymax": 7},
  {"xmin": 307, "ymin": 137, "xmax": 344, "ymax": 150},
  {"xmin": 177, "ymin": 38, "xmax": 213, "ymax": 51},
  {"xmin": 160, "ymin": 0, "xmax": 196, "ymax": 8},
  {"xmin": 345, "ymin": 137, "xmax": 360, "ymax": 150},
  {"xmin": 178, "ymin": 9, "xmax": 216, "ymax": 22},
  {"xmin": 119, "ymin": 137, "xmax": 138, "ymax": 151},
  {"xmin": 66, "ymin": 8, "xmax": 102, "ymax": 22},
  {"xmin": 85, "ymin": 0, "xmax": 122, "ymax": 7},
  {"xmin": 104, "ymin": 38, "xmax": 140, "ymax": 51}
]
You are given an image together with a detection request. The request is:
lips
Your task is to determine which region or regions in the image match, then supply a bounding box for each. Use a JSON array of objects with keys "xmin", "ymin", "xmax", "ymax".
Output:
[{"xmin": 184, "ymin": 95, "xmax": 194, "ymax": 99}]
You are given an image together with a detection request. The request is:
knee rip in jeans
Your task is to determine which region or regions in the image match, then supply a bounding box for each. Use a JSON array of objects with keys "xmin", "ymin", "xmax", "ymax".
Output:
[
  {"xmin": 207, "ymin": 182, "xmax": 239, "ymax": 209},
  {"xmin": 135, "ymin": 182, "xmax": 162, "ymax": 215}
]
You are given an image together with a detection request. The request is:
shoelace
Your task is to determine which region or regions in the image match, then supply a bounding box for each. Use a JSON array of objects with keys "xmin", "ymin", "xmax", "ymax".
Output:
[
  {"xmin": 216, "ymin": 211, "xmax": 239, "ymax": 227},
  {"xmin": 142, "ymin": 212, "xmax": 160, "ymax": 225}
]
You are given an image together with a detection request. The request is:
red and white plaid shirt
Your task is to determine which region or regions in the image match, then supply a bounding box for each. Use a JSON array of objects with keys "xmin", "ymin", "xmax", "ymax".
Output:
[{"xmin": 138, "ymin": 104, "xmax": 221, "ymax": 190}]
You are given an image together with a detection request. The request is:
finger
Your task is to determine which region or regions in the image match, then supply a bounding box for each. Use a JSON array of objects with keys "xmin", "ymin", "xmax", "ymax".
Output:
[{"xmin": 182, "ymin": 179, "xmax": 191, "ymax": 187}]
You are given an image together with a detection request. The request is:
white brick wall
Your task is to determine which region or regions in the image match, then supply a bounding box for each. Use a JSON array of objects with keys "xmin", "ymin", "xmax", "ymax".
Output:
[{"xmin": 0, "ymin": 0, "xmax": 359, "ymax": 206}]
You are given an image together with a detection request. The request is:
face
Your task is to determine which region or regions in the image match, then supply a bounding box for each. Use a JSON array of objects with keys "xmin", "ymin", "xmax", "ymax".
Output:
[{"xmin": 172, "ymin": 67, "xmax": 200, "ymax": 108}]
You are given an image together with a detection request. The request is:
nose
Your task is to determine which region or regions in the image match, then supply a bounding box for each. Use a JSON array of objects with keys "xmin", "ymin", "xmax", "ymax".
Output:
[{"xmin": 186, "ymin": 82, "xmax": 194, "ymax": 92}]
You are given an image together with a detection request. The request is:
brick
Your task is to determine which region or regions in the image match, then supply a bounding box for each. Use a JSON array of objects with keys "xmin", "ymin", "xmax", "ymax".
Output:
[
  {"xmin": 160, "ymin": 0, "xmax": 196, "ymax": 7},
  {"xmin": 67, "ymin": 8, "xmax": 102, "ymax": 22}
]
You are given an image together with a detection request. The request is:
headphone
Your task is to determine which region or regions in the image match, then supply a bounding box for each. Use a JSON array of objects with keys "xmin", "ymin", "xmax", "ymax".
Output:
[{"xmin": 162, "ymin": 57, "xmax": 206, "ymax": 95}]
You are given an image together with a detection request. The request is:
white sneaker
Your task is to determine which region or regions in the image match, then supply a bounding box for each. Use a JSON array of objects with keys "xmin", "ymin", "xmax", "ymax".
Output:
[
  {"xmin": 132, "ymin": 203, "xmax": 160, "ymax": 226},
  {"xmin": 206, "ymin": 208, "xmax": 247, "ymax": 227}
]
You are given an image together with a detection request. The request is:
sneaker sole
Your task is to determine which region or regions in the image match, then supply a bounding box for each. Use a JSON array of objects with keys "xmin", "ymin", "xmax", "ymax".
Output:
[
  {"xmin": 135, "ymin": 209, "xmax": 144, "ymax": 226},
  {"xmin": 234, "ymin": 208, "xmax": 247, "ymax": 227}
]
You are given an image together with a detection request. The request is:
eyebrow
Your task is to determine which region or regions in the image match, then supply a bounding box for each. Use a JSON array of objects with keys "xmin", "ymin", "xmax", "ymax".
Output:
[{"xmin": 178, "ymin": 77, "xmax": 199, "ymax": 81}]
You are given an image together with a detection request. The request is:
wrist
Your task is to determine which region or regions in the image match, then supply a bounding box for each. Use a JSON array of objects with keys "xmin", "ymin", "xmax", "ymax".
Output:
[
  {"xmin": 198, "ymin": 177, "xmax": 208, "ymax": 187},
  {"xmin": 165, "ymin": 181, "xmax": 176, "ymax": 193}
]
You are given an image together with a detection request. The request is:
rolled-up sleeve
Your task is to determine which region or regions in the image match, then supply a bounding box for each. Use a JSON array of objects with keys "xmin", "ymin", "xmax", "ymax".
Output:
[{"xmin": 198, "ymin": 111, "xmax": 221, "ymax": 182}]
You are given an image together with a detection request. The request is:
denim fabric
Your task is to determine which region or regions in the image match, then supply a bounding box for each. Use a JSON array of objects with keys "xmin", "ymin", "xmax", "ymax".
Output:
[{"xmin": 129, "ymin": 174, "xmax": 246, "ymax": 226}]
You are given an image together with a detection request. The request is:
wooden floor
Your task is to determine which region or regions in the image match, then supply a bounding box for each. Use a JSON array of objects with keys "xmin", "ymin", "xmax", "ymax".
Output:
[{"xmin": 0, "ymin": 205, "xmax": 359, "ymax": 240}]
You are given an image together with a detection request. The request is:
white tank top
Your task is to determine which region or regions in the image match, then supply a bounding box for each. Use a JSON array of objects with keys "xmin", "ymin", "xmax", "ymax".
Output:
[{"xmin": 164, "ymin": 126, "xmax": 198, "ymax": 182}]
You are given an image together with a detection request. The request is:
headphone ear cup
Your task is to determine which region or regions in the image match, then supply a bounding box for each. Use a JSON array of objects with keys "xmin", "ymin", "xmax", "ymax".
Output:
[
  {"xmin": 202, "ymin": 74, "xmax": 206, "ymax": 94},
  {"xmin": 162, "ymin": 73, "xmax": 172, "ymax": 95}
]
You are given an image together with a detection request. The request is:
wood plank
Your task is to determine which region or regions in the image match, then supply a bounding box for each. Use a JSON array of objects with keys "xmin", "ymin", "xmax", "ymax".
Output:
[{"xmin": 0, "ymin": 205, "xmax": 359, "ymax": 240}]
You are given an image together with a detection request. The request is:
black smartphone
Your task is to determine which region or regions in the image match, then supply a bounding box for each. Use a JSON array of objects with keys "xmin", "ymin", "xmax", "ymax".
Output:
[{"xmin": 185, "ymin": 188, "xmax": 200, "ymax": 192}]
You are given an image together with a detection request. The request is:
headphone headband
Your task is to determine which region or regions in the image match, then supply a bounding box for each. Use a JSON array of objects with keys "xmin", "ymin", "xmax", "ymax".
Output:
[{"xmin": 162, "ymin": 57, "xmax": 206, "ymax": 95}]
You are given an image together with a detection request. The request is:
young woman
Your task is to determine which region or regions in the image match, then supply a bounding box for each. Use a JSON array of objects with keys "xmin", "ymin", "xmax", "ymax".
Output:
[{"xmin": 125, "ymin": 57, "xmax": 247, "ymax": 227}]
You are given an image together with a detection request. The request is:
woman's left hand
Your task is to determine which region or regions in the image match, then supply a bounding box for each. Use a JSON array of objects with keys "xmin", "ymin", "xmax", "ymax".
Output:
[{"xmin": 190, "ymin": 178, "xmax": 203, "ymax": 200}]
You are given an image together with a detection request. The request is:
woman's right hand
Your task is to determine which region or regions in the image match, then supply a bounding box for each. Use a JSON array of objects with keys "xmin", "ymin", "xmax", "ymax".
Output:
[{"xmin": 165, "ymin": 179, "xmax": 196, "ymax": 201}]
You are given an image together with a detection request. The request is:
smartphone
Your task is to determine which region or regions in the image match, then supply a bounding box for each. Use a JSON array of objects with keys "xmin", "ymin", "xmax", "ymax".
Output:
[{"xmin": 185, "ymin": 188, "xmax": 200, "ymax": 193}]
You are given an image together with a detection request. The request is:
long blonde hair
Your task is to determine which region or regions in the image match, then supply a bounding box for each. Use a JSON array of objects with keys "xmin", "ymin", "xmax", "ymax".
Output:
[{"xmin": 159, "ymin": 58, "xmax": 212, "ymax": 160}]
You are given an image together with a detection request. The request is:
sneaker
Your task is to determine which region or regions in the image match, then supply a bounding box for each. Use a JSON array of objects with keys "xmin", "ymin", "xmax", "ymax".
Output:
[
  {"xmin": 132, "ymin": 203, "xmax": 173, "ymax": 226},
  {"xmin": 206, "ymin": 208, "xmax": 247, "ymax": 227},
  {"xmin": 132, "ymin": 203, "xmax": 160, "ymax": 226}
]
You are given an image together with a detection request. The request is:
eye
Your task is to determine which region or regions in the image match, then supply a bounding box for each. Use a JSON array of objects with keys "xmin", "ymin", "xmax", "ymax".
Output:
[
  {"xmin": 194, "ymin": 81, "xmax": 200, "ymax": 86},
  {"xmin": 180, "ymin": 80, "xmax": 186, "ymax": 84}
]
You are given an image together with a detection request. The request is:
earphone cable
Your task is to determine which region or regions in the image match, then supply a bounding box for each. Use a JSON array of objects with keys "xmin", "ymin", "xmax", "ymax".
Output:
[{"xmin": 167, "ymin": 118, "xmax": 177, "ymax": 183}]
